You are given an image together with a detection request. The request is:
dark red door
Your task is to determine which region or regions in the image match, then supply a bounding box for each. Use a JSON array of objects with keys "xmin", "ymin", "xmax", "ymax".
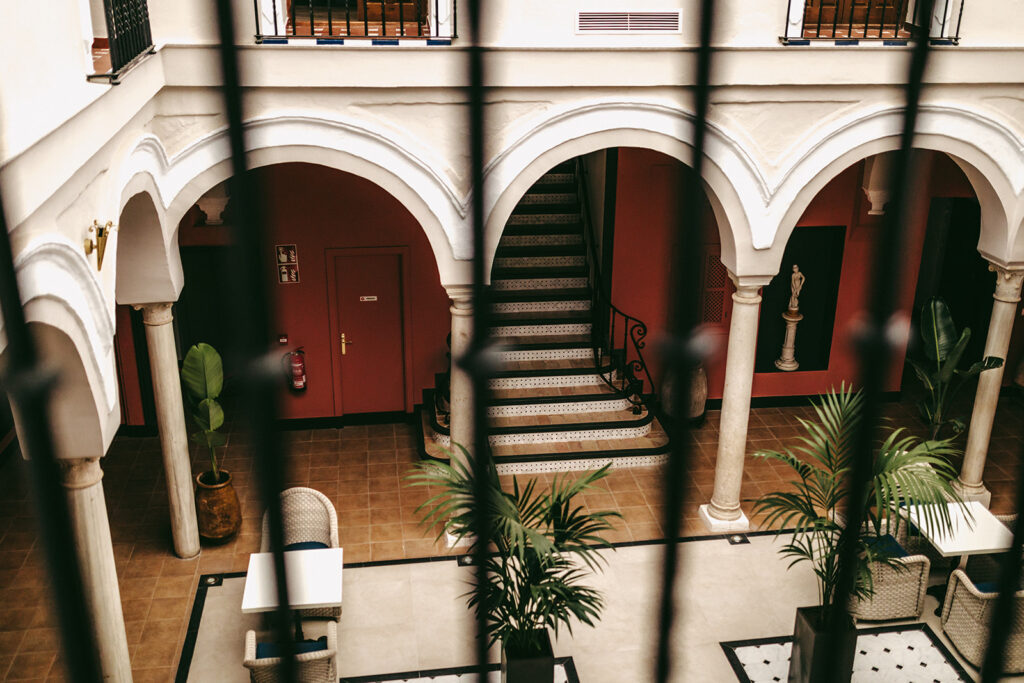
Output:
[{"xmin": 330, "ymin": 252, "xmax": 406, "ymax": 414}]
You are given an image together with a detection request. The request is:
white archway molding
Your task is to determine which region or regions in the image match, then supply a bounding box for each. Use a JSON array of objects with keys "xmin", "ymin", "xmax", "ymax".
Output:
[
  {"xmin": 483, "ymin": 100, "xmax": 766, "ymax": 278},
  {"xmin": 763, "ymin": 103, "xmax": 1024, "ymax": 275},
  {"xmin": 125, "ymin": 114, "xmax": 464, "ymax": 283},
  {"xmin": 115, "ymin": 189, "xmax": 184, "ymax": 304},
  {"xmin": 0, "ymin": 237, "xmax": 119, "ymax": 449}
]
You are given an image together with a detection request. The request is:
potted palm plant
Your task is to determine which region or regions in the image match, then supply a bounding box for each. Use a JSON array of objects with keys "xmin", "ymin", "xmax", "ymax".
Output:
[
  {"xmin": 752, "ymin": 385, "xmax": 963, "ymax": 683},
  {"xmin": 181, "ymin": 342, "xmax": 241, "ymax": 542},
  {"xmin": 407, "ymin": 451, "xmax": 620, "ymax": 683}
]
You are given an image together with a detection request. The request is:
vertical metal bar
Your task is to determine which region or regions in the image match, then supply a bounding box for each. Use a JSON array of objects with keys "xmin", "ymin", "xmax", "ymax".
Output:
[
  {"xmin": 255, "ymin": 0, "xmax": 265, "ymax": 39},
  {"xmin": 815, "ymin": 0, "xmax": 825, "ymax": 38},
  {"xmin": 981, "ymin": 451, "xmax": 1024, "ymax": 681},
  {"xmin": 346, "ymin": 0, "xmax": 352, "ymax": 36},
  {"xmin": 654, "ymin": 0, "xmax": 716, "ymax": 681},
  {"xmin": 434, "ymin": 0, "xmax": 440, "ymax": 36},
  {"xmin": 415, "ymin": 0, "xmax": 422, "ymax": 36},
  {"xmin": 291, "ymin": 0, "xmax": 297, "ymax": 35},
  {"xmin": 328, "ymin": 0, "xmax": 334, "ymax": 36},
  {"xmin": 0, "ymin": 189, "xmax": 103, "ymax": 683},
  {"xmin": 464, "ymin": 0, "xmax": 492, "ymax": 678},
  {"xmin": 954, "ymin": 0, "xmax": 964, "ymax": 40},
  {"xmin": 399, "ymin": 0, "xmax": 405, "ymax": 36},
  {"xmin": 828, "ymin": 1, "xmax": 935, "ymax": 679},
  {"xmin": 453, "ymin": 0, "xmax": 457, "ymax": 38},
  {"xmin": 308, "ymin": 0, "xmax": 314, "ymax": 36},
  {"xmin": 938, "ymin": 0, "xmax": 948, "ymax": 37},
  {"xmin": 212, "ymin": 2, "xmax": 298, "ymax": 682},
  {"xmin": 831, "ymin": 0, "xmax": 840, "ymax": 37},
  {"xmin": 381, "ymin": 0, "xmax": 388, "ymax": 36},
  {"xmin": 879, "ymin": 0, "xmax": 888, "ymax": 38},
  {"xmin": 864, "ymin": 0, "xmax": 874, "ymax": 38},
  {"xmin": 273, "ymin": 0, "xmax": 279, "ymax": 36},
  {"xmin": 363, "ymin": 0, "xmax": 369, "ymax": 37},
  {"xmin": 846, "ymin": 0, "xmax": 856, "ymax": 37}
]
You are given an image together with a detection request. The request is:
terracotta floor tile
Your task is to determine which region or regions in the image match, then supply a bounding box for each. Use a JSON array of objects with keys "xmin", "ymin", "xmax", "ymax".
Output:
[{"xmin": 6, "ymin": 651, "xmax": 54, "ymax": 680}]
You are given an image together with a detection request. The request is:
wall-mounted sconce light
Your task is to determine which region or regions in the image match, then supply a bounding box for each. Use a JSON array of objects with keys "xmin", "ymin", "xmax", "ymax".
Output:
[{"xmin": 84, "ymin": 220, "xmax": 115, "ymax": 270}]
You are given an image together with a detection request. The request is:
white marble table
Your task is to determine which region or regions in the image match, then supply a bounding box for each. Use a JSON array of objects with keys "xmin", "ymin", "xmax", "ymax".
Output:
[
  {"xmin": 904, "ymin": 500, "xmax": 1012, "ymax": 568},
  {"xmin": 241, "ymin": 547, "xmax": 344, "ymax": 613}
]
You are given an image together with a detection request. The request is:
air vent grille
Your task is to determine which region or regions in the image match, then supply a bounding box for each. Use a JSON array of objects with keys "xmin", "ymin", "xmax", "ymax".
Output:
[{"xmin": 577, "ymin": 11, "xmax": 682, "ymax": 34}]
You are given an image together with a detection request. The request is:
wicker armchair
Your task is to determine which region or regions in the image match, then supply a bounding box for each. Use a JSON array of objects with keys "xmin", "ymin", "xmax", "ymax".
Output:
[
  {"xmin": 243, "ymin": 620, "xmax": 337, "ymax": 683},
  {"xmin": 847, "ymin": 522, "xmax": 931, "ymax": 622},
  {"xmin": 965, "ymin": 513, "xmax": 1019, "ymax": 584},
  {"xmin": 940, "ymin": 568, "xmax": 1024, "ymax": 672},
  {"xmin": 260, "ymin": 487, "xmax": 340, "ymax": 619}
]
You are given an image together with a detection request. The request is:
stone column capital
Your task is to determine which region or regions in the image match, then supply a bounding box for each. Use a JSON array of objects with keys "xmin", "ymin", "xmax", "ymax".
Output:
[
  {"xmin": 727, "ymin": 271, "xmax": 772, "ymax": 304},
  {"xmin": 134, "ymin": 302, "xmax": 175, "ymax": 326},
  {"xmin": 445, "ymin": 284, "xmax": 474, "ymax": 315},
  {"xmin": 60, "ymin": 457, "xmax": 104, "ymax": 490},
  {"xmin": 988, "ymin": 264, "xmax": 1024, "ymax": 303}
]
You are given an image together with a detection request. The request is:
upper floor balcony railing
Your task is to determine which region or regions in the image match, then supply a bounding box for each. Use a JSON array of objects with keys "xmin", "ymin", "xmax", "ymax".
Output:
[
  {"xmin": 91, "ymin": 0, "xmax": 154, "ymax": 79},
  {"xmin": 253, "ymin": 0, "xmax": 456, "ymax": 42},
  {"xmin": 782, "ymin": 0, "xmax": 964, "ymax": 44}
]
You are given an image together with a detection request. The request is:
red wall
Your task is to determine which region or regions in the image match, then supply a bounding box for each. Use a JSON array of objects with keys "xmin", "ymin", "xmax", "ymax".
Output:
[
  {"xmin": 611, "ymin": 148, "xmax": 994, "ymax": 401},
  {"xmin": 258, "ymin": 164, "xmax": 449, "ymax": 419}
]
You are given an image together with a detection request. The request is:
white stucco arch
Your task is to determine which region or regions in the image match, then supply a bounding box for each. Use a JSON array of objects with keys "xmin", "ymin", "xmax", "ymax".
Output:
[
  {"xmin": 483, "ymin": 101, "xmax": 765, "ymax": 280},
  {"xmin": 0, "ymin": 236, "xmax": 120, "ymax": 457},
  {"xmin": 121, "ymin": 115, "xmax": 465, "ymax": 284},
  {"xmin": 115, "ymin": 188, "xmax": 183, "ymax": 305},
  {"xmin": 763, "ymin": 104, "xmax": 1024, "ymax": 275}
]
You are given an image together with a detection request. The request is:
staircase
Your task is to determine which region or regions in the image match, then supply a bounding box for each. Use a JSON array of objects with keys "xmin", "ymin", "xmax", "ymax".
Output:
[{"xmin": 420, "ymin": 161, "xmax": 670, "ymax": 474}]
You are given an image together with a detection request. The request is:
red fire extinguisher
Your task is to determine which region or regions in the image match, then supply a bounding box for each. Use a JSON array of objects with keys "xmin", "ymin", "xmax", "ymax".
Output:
[{"xmin": 282, "ymin": 347, "xmax": 307, "ymax": 392}]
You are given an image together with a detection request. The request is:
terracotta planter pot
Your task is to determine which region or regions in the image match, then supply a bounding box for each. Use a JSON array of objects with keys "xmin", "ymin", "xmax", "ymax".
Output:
[{"xmin": 195, "ymin": 470, "xmax": 242, "ymax": 543}]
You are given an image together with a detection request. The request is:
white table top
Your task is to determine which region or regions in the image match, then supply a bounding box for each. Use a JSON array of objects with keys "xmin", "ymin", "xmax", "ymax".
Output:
[
  {"xmin": 903, "ymin": 501, "xmax": 1013, "ymax": 558},
  {"xmin": 241, "ymin": 548, "xmax": 344, "ymax": 613}
]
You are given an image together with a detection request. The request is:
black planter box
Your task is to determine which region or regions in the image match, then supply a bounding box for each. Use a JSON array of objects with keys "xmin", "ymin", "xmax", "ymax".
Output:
[
  {"xmin": 501, "ymin": 630, "xmax": 554, "ymax": 683},
  {"xmin": 788, "ymin": 605, "xmax": 857, "ymax": 683}
]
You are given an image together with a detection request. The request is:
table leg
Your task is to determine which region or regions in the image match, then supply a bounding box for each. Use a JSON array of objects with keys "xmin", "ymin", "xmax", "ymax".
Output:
[{"xmin": 929, "ymin": 554, "xmax": 968, "ymax": 616}]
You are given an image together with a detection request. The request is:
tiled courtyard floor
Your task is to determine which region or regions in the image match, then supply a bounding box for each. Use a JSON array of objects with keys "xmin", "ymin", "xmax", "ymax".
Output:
[{"xmin": 0, "ymin": 392, "xmax": 1021, "ymax": 681}]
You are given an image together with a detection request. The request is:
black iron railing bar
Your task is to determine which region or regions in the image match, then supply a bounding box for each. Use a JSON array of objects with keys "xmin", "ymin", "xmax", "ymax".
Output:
[
  {"xmin": 0, "ymin": 197, "xmax": 103, "ymax": 682},
  {"xmin": 463, "ymin": 0, "xmax": 494, "ymax": 679},
  {"xmin": 213, "ymin": 1, "xmax": 299, "ymax": 681},
  {"xmin": 981, "ymin": 438, "xmax": 1024, "ymax": 681},
  {"xmin": 814, "ymin": 0, "xmax": 824, "ymax": 38},
  {"xmin": 879, "ymin": 0, "xmax": 888, "ymax": 39},
  {"xmin": 575, "ymin": 160, "xmax": 656, "ymax": 405},
  {"xmin": 415, "ymin": 0, "xmax": 422, "ymax": 36},
  {"xmin": 308, "ymin": 0, "xmax": 315, "ymax": 36},
  {"xmin": 654, "ymin": 0, "xmax": 717, "ymax": 680},
  {"xmin": 828, "ymin": 1, "xmax": 936, "ymax": 678},
  {"xmin": 328, "ymin": 0, "xmax": 334, "ymax": 37},
  {"xmin": 381, "ymin": 0, "xmax": 388, "ymax": 37},
  {"xmin": 399, "ymin": 0, "xmax": 405, "ymax": 36},
  {"xmin": 346, "ymin": 0, "xmax": 352, "ymax": 38},
  {"xmin": 846, "ymin": 0, "xmax": 857, "ymax": 37},
  {"xmin": 954, "ymin": 0, "xmax": 964, "ymax": 40},
  {"xmin": 290, "ymin": 0, "xmax": 297, "ymax": 35}
]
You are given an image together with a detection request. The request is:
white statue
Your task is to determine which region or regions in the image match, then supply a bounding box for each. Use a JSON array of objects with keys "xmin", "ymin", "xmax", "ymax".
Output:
[{"xmin": 789, "ymin": 264, "xmax": 805, "ymax": 311}]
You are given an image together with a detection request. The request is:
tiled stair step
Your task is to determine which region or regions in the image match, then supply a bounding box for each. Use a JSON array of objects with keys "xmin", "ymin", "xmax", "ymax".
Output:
[
  {"xmin": 488, "ymin": 369, "xmax": 610, "ymax": 389},
  {"xmin": 493, "ymin": 355, "xmax": 608, "ymax": 377},
  {"xmin": 519, "ymin": 192, "xmax": 577, "ymax": 205},
  {"xmin": 529, "ymin": 181, "xmax": 575, "ymax": 195},
  {"xmin": 493, "ymin": 299, "xmax": 590, "ymax": 314},
  {"xmin": 496, "ymin": 345, "xmax": 592, "ymax": 361},
  {"xmin": 490, "ymin": 287, "xmax": 591, "ymax": 303},
  {"xmin": 486, "ymin": 393, "xmax": 633, "ymax": 417},
  {"xmin": 534, "ymin": 173, "xmax": 574, "ymax": 186},
  {"xmin": 512, "ymin": 203, "xmax": 580, "ymax": 216},
  {"xmin": 491, "ymin": 276, "xmax": 588, "ymax": 291},
  {"xmin": 488, "ymin": 383, "xmax": 620, "ymax": 401},
  {"xmin": 504, "ymin": 216, "xmax": 582, "ymax": 230},
  {"xmin": 495, "ymin": 244, "xmax": 584, "ymax": 258},
  {"xmin": 430, "ymin": 412, "xmax": 653, "ymax": 447},
  {"xmin": 490, "ymin": 322, "xmax": 592, "ymax": 338},
  {"xmin": 489, "ymin": 419, "xmax": 671, "ymax": 474},
  {"xmin": 498, "ymin": 233, "xmax": 583, "ymax": 248},
  {"xmin": 492, "ymin": 265, "xmax": 587, "ymax": 280},
  {"xmin": 491, "ymin": 310, "xmax": 592, "ymax": 324},
  {"xmin": 493, "ymin": 254, "xmax": 586, "ymax": 269},
  {"xmin": 494, "ymin": 333, "xmax": 591, "ymax": 347},
  {"xmin": 491, "ymin": 406, "xmax": 646, "ymax": 430}
]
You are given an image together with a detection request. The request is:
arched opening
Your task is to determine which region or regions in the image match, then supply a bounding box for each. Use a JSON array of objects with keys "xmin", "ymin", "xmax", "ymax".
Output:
[{"xmin": 173, "ymin": 162, "xmax": 450, "ymax": 420}]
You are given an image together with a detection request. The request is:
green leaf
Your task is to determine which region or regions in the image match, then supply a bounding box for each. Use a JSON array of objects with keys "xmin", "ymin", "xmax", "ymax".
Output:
[
  {"xmin": 905, "ymin": 358, "xmax": 935, "ymax": 392},
  {"xmin": 181, "ymin": 343, "xmax": 223, "ymax": 402},
  {"xmin": 194, "ymin": 398, "xmax": 224, "ymax": 432},
  {"xmin": 937, "ymin": 329, "xmax": 971, "ymax": 385},
  {"xmin": 961, "ymin": 356, "xmax": 1004, "ymax": 377},
  {"xmin": 920, "ymin": 297, "xmax": 958, "ymax": 362}
]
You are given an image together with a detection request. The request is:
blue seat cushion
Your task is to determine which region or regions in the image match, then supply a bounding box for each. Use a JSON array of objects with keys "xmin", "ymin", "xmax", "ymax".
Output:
[
  {"xmin": 256, "ymin": 636, "xmax": 327, "ymax": 659},
  {"xmin": 284, "ymin": 541, "xmax": 329, "ymax": 551},
  {"xmin": 866, "ymin": 534, "xmax": 909, "ymax": 558},
  {"xmin": 973, "ymin": 581, "xmax": 999, "ymax": 594}
]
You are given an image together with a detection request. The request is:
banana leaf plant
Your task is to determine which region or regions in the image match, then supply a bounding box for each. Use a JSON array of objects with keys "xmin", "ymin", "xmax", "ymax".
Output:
[
  {"xmin": 907, "ymin": 297, "xmax": 1003, "ymax": 440},
  {"xmin": 752, "ymin": 384, "xmax": 965, "ymax": 614},
  {"xmin": 181, "ymin": 343, "xmax": 227, "ymax": 481},
  {"xmin": 406, "ymin": 450, "xmax": 620, "ymax": 657}
]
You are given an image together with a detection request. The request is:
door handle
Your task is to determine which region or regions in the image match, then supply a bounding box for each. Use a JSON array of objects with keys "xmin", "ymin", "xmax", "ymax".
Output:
[{"xmin": 341, "ymin": 332, "xmax": 354, "ymax": 355}]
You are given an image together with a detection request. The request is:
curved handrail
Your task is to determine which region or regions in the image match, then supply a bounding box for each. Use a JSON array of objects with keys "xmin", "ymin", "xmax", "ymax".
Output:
[{"xmin": 574, "ymin": 158, "xmax": 657, "ymax": 410}]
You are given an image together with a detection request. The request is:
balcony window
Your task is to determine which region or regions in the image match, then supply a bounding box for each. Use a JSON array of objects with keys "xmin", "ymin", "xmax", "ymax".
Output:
[
  {"xmin": 88, "ymin": 0, "xmax": 154, "ymax": 82},
  {"xmin": 783, "ymin": 0, "xmax": 964, "ymax": 43},
  {"xmin": 254, "ymin": 0, "xmax": 455, "ymax": 41}
]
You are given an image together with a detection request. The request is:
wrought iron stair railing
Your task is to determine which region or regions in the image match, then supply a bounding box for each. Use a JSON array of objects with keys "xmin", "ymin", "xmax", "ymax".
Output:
[{"xmin": 574, "ymin": 158, "xmax": 657, "ymax": 415}]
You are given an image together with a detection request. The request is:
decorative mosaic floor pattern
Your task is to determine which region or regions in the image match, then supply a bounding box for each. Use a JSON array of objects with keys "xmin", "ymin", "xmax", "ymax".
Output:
[
  {"xmin": 722, "ymin": 625, "xmax": 971, "ymax": 682},
  {"xmin": 339, "ymin": 660, "xmax": 579, "ymax": 682}
]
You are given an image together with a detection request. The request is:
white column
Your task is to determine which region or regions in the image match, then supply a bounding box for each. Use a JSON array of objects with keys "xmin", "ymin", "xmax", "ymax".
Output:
[
  {"xmin": 447, "ymin": 286, "xmax": 475, "ymax": 469},
  {"xmin": 136, "ymin": 303, "xmax": 201, "ymax": 558},
  {"xmin": 62, "ymin": 457, "xmax": 133, "ymax": 683},
  {"xmin": 700, "ymin": 275, "xmax": 770, "ymax": 531},
  {"xmin": 956, "ymin": 265, "xmax": 1024, "ymax": 506}
]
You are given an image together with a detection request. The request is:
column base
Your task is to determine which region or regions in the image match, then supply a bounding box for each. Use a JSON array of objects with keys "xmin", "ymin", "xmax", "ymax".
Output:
[
  {"xmin": 698, "ymin": 504, "xmax": 750, "ymax": 532},
  {"xmin": 952, "ymin": 479, "xmax": 992, "ymax": 508},
  {"xmin": 445, "ymin": 530, "xmax": 474, "ymax": 549}
]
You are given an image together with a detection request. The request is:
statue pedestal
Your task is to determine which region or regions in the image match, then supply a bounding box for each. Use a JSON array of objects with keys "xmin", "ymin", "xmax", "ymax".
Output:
[{"xmin": 775, "ymin": 309, "xmax": 803, "ymax": 371}]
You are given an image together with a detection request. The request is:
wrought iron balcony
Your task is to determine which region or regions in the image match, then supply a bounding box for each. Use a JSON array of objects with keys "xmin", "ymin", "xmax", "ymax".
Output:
[
  {"xmin": 782, "ymin": 0, "xmax": 964, "ymax": 44},
  {"xmin": 252, "ymin": 0, "xmax": 456, "ymax": 42}
]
